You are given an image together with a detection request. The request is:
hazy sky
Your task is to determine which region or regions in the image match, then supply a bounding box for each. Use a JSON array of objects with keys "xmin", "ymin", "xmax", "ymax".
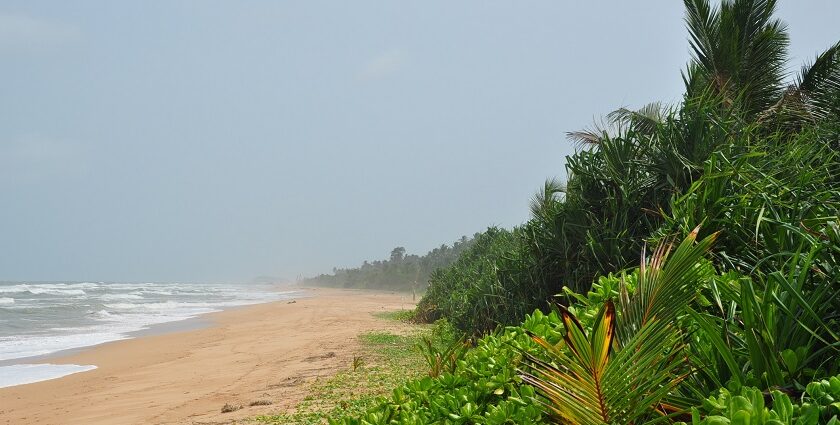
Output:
[{"xmin": 1, "ymin": 1, "xmax": 837, "ymax": 282}]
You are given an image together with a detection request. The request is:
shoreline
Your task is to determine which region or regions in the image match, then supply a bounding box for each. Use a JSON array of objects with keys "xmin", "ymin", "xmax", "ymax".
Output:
[
  {"xmin": 0, "ymin": 313, "xmax": 213, "ymax": 369},
  {"xmin": 0, "ymin": 287, "xmax": 306, "ymax": 370},
  {"xmin": 0, "ymin": 287, "xmax": 414, "ymax": 425}
]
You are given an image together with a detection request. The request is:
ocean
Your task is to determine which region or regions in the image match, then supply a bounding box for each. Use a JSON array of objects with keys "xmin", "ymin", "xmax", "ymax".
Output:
[{"xmin": 0, "ymin": 281, "xmax": 298, "ymax": 388}]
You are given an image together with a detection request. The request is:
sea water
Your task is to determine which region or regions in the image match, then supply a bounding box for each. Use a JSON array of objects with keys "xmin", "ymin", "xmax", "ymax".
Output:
[{"xmin": 0, "ymin": 281, "xmax": 298, "ymax": 388}]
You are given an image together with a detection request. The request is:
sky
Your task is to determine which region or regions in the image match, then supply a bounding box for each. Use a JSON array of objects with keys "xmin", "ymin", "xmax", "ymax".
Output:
[{"xmin": 1, "ymin": 1, "xmax": 837, "ymax": 282}]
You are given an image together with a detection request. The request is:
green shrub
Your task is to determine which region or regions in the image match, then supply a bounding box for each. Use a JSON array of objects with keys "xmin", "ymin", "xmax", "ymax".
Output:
[
  {"xmin": 328, "ymin": 309, "xmax": 568, "ymax": 424},
  {"xmin": 415, "ymin": 227, "xmax": 534, "ymax": 334},
  {"xmin": 331, "ymin": 236, "xmax": 840, "ymax": 425},
  {"xmin": 685, "ymin": 376, "xmax": 840, "ymax": 425}
]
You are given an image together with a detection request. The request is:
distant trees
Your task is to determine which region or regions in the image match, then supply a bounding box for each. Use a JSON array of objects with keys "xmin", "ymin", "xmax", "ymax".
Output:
[{"xmin": 302, "ymin": 237, "xmax": 476, "ymax": 291}]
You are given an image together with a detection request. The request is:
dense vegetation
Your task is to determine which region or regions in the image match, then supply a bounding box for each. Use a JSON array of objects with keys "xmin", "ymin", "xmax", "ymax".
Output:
[
  {"xmin": 303, "ymin": 237, "xmax": 475, "ymax": 291},
  {"xmin": 417, "ymin": 0, "xmax": 840, "ymax": 336},
  {"xmin": 331, "ymin": 231, "xmax": 839, "ymax": 424},
  {"xmin": 319, "ymin": 0, "xmax": 840, "ymax": 423}
]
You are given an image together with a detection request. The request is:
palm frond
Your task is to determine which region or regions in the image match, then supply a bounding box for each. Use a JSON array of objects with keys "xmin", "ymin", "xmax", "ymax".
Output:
[
  {"xmin": 617, "ymin": 226, "xmax": 718, "ymax": 344},
  {"xmin": 683, "ymin": 0, "xmax": 789, "ymax": 117},
  {"xmin": 521, "ymin": 301, "xmax": 689, "ymax": 425},
  {"xmin": 684, "ymin": 0, "xmax": 721, "ymax": 85},
  {"xmin": 608, "ymin": 102, "xmax": 669, "ymax": 136},
  {"xmin": 796, "ymin": 41, "xmax": 840, "ymax": 121},
  {"xmin": 566, "ymin": 129, "xmax": 605, "ymax": 148},
  {"xmin": 520, "ymin": 232, "xmax": 715, "ymax": 424},
  {"xmin": 529, "ymin": 179, "xmax": 566, "ymax": 220}
]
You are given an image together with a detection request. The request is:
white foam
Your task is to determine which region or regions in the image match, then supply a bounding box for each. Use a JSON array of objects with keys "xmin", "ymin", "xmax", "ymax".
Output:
[
  {"xmin": 93, "ymin": 309, "xmax": 120, "ymax": 321},
  {"xmin": 31, "ymin": 288, "xmax": 86, "ymax": 296},
  {"xmin": 0, "ymin": 283, "xmax": 96, "ymax": 295},
  {"xmin": 104, "ymin": 301, "xmax": 227, "ymax": 311},
  {"xmin": 0, "ymin": 285, "xmax": 86, "ymax": 296},
  {"xmin": 0, "ymin": 364, "xmax": 97, "ymax": 388},
  {"xmin": 100, "ymin": 293, "xmax": 144, "ymax": 301},
  {"xmin": 0, "ymin": 310, "xmax": 216, "ymax": 361},
  {"xmin": 0, "ymin": 331, "xmax": 129, "ymax": 361},
  {"xmin": 0, "ymin": 285, "xmax": 26, "ymax": 293},
  {"xmin": 0, "ymin": 283, "xmax": 299, "ymax": 363},
  {"xmin": 143, "ymin": 290, "xmax": 174, "ymax": 295}
]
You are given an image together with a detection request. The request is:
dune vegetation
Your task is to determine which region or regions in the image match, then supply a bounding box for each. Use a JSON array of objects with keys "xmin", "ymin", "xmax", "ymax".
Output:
[{"xmin": 304, "ymin": 0, "xmax": 840, "ymax": 423}]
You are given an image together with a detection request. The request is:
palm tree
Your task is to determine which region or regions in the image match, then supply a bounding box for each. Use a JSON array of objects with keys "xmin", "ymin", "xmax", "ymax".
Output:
[
  {"xmin": 565, "ymin": 0, "xmax": 840, "ymax": 151},
  {"xmin": 536, "ymin": 0, "xmax": 839, "ymax": 299},
  {"xmin": 683, "ymin": 0, "xmax": 840, "ymax": 126}
]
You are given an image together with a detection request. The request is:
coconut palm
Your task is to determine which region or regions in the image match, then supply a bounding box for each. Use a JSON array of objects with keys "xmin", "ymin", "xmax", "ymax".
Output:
[{"xmin": 683, "ymin": 0, "xmax": 840, "ymax": 126}]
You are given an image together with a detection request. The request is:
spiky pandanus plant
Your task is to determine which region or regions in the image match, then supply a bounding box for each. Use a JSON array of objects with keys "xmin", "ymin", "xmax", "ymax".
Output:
[{"xmin": 520, "ymin": 229, "xmax": 717, "ymax": 424}]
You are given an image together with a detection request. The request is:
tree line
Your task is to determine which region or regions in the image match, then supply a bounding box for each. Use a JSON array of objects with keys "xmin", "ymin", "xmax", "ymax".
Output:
[{"xmin": 302, "ymin": 236, "xmax": 475, "ymax": 291}]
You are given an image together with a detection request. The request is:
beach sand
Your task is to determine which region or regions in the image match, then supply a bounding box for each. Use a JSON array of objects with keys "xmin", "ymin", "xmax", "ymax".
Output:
[{"xmin": 0, "ymin": 288, "xmax": 415, "ymax": 425}]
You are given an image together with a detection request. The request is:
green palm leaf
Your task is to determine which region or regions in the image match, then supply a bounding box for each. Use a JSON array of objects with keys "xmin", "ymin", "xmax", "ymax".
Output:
[
  {"xmin": 795, "ymin": 41, "xmax": 840, "ymax": 122},
  {"xmin": 618, "ymin": 227, "xmax": 718, "ymax": 344},
  {"xmin": 683, "ymin": 0, "xmax": 789, "ymax": 118},
  {"xmin": 520, "ymin": 231, "xmax": 716, "ymax": 424}
]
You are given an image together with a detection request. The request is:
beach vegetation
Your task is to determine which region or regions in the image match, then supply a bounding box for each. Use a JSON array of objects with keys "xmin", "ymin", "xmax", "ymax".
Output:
[
  {"xmin": 327, "ymin": 229, "xmax": 839, "ymax": 424},
  {"xmin": 373, "ymin": 309, "xmax": 416, "ymax": 323},
  {"xmin": 414, "ymin": 0, "xmax": 840, "ymax": 338},
  {"xmin": 521, "ymin": 230, "xmax": 717, "ymax": 424},
  {"xmin": 352, "ymin": 355, "xmax": 365, "ymax": 372},
  {"xmin": 255, "ymin": 321, "xmax": 458, "ymax": 424},
  {"xmin": 316, "ymin": 0, "xmax": 840, "ymax": 423},
  {"xmin": 687, "ymin": 376, "xmax": 840, "ymax": 425},
  {"xmin": 415, "ymin": 335, "xmax": 469, "ymax": 378}
]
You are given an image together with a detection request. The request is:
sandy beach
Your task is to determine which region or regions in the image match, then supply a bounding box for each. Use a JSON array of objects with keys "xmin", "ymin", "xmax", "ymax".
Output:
[{"xmin": 0, "ymin": 288, "xmax": 415, "ymax": 425}]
